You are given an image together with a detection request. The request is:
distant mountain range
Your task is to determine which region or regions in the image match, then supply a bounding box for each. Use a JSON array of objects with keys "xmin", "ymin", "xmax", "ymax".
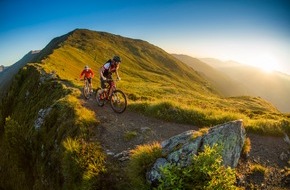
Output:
[
  {"xmin": 173, "ymin": 55, "xmax": 290, "ymax": 112},
  {"xmin": 0, "ymin": 50, "xmax": 40, "ymax": 98}
]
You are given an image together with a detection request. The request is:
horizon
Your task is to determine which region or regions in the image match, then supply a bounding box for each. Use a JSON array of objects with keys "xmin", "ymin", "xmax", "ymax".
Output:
[{"xmin": 1, "ymin": 0, "xmax": 290, "ymax": 74}]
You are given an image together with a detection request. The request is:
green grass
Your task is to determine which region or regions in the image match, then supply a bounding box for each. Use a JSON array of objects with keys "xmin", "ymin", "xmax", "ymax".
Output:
[
  {"xmin": 250, "ymin": 164, "xmax": 268, "ymax": 175},
  {"xmin": 124, "ymin": 130, "xmax": 138, "ymax": 141},
  {"xmin": 127, "ymin": 142, "xmax": 162, "ymax": 189}
]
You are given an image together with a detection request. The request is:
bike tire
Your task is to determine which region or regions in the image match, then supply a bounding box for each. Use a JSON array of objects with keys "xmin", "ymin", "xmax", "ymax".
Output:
[
  {"xmin": 95, "ymin": 88, "xmax": 105, "ymax": 107},
  {"xmin": 110, "ymin": 90, "xmax": 127, "ymax": 113},
  {"xmin": 83, "ymin": 82, "xmax": 90, "ymax": 99}
]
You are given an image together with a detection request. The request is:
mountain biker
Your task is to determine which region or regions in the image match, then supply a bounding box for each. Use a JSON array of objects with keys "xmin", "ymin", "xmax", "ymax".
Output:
[
  {"xmin": 80, "ymin": 65, "xmax": 94, "ymax": 93},
  {"xmin": 99, "ymin": 55, "xmax": 121, "ymax": 94}
]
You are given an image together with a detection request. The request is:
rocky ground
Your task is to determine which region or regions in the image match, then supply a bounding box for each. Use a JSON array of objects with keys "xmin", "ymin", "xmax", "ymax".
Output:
[{"xmin": 83, "ymin": 98, "xmax": 290, "ymax": 189}]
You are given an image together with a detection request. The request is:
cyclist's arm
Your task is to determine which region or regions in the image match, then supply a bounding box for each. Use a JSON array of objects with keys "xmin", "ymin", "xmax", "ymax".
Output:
[
  {"xmin": 90, "ymin": 69, "xmax": 94, "ymax": 78},
  {"xmin": 80, "ymin": 70, "xmax": 84, "ymax": 79}
]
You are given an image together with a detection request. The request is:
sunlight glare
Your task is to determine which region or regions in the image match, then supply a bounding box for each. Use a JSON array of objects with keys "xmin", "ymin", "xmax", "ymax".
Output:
[{"xmin": 252, "ymin": 54, "xmax": 279, "ymax": 73}]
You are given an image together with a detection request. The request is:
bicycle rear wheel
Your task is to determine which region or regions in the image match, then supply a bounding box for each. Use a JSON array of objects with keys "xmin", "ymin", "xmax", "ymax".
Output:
[
  {"xmin": 110, "ymin": 90, "xmax": 127, "ymax": 113},
  {"xmin": 95, "ymin": 88, "xmax": 105, "ymax": 107}
]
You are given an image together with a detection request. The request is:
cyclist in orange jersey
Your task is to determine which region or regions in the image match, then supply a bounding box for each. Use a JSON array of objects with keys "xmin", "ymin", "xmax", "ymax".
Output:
[{"xmin": 80, "ymin": 65, "xmax": 94, "ymax": 93}]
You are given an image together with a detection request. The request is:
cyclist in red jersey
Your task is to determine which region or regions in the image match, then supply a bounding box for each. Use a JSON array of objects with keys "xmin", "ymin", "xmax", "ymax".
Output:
[{"xmin": 80, "ymin": 65, "xmax": 94, "ymax": 93}]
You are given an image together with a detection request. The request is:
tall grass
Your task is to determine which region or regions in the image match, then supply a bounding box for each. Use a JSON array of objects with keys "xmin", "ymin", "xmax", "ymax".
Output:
[
  {"xmin": 127, "ymin": 142, "xmax": 162, "ymax": 189},
  {"xmin": 129, "ymin": 99, "xmax": 290, "ymax": 136}
]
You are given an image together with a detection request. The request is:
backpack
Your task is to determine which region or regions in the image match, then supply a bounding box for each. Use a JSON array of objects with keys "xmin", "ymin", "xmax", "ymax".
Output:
[{"xmin": 102, "ymin": 59, "xmax": 112, "ymax": 77}]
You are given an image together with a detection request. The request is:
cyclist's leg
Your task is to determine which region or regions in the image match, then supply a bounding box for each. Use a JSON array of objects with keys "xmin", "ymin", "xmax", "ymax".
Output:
[
  {"xmin": 101, "ymin": 77, "xmax": 106, "ymax": 87},
  {"xmin": 88, "ymin": 78, "xmax": 93, "ymax": 93},
  {"xmin": 100, "ymin": 77, "xmax": 106, "ymax": 94},
  {"xmin": 107, "ymin": 75, "xmax": 113, "ymax": 96}
]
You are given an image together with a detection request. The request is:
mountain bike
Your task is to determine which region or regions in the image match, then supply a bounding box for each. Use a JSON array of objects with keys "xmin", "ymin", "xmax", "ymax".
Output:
[
  {"xmin": 82, "ymin": 77, "xmax": 92, "ymax": 99},
  {"xmin": 95, "ymin": 79, "xmax": 127, "ymax": 113}
]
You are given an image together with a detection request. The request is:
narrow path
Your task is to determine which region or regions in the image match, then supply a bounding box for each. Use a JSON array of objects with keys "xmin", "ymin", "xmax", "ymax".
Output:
[{"xmin": 82, "ymin": 98, "xmax": 198, "ymax": 154}]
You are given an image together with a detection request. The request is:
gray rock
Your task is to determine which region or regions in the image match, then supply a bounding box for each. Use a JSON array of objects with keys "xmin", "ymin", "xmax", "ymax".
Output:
[
  {"xmin": 146, "ymin": 119, "xmax": 246, "ymax": 185},
  {"xmin": 146, "ymin": 158, "xmax": 168, "ymax": 186},
  {"xmin": 202, "ymin": 119, "xmax": 245, "ymax": 168},
  {"xmin": 34, "ymin": 107, "xmax": 52, "ymax": 129},
  {"xmin": 167, "ymin": 137, "xmax": 202, "ymax": 166},
  {"xmin": 161, "ymin": 130, "xmax": 195, "ymax": 155}
]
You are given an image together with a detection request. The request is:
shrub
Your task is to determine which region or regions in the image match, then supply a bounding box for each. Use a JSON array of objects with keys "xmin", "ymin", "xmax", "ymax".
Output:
[
  {"xmin": 242, "ymin": 137, "xmax": 251, "ymax": 156},
  {"xmin": 127, "ymin": 142, "xmax": 162, "ymax": 189},
  {"xmin": 157, "ymin": 144, "xmax": 237, "ymax": 190},
  {"xmin": 124, "ymin": 130, "xmax": 138, "ymax": 141},
  {"xmin": 62, "ymin": 138, "xmax": 106, "ymax": 190},
  {"xmin": 250, "ymin": 164, "xmax": 268, "ymax": 175}
]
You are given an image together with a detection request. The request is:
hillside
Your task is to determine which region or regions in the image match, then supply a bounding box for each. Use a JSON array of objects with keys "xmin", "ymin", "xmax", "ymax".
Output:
[
  {"xmin": 200, "ymin": 58, "xmax": 290, "ymax": 113},
  {"xmin": 0, "ymin": 29, "xmax": 289, "ymax": 189},
  {"xmin": 30, "ymin": 29, "xmax": 217, "ymax": 100}
]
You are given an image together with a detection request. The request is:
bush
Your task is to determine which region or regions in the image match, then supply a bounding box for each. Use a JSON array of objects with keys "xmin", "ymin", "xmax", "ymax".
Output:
[
  {"xmin": 62, "ymin": 138, "xmax": 106, "ymax": 190},
  {"xmin": 242, "ymin": 137, "xmax": 251, "ymax": 156},
  {"xmin": 127, "ymin": 142, "xmax": 162, "ymax": 190},
  {"xmin": 157, "ymin": 144, "xmax": 237, "ymax": 190}
]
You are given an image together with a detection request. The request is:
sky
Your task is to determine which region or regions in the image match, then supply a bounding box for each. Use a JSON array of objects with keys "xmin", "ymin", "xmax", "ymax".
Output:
[{"xmin": 0, "ymin": 0, "xmax": 290, "ymax": 74}]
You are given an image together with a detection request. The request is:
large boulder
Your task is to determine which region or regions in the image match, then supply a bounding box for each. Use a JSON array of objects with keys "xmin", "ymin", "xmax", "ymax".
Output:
[{"xmin": 147, "ymin": 119, "xmax": 246, "ymax": 184}]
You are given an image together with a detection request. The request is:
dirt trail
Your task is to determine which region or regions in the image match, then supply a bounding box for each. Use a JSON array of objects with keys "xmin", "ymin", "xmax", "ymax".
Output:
[{"xmin": 83, "ymin": 98, "xmax": 198, "ymax": 154}]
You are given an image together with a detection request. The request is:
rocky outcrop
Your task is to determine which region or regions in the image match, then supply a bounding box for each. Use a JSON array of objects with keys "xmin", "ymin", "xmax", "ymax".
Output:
[
  {"xmin": 34, "ymin": 107, "xmax": 52, "ymax": 129},
  {"xmin": 147, "ymin": 119, "xmax": 246, "ymax": 185}
]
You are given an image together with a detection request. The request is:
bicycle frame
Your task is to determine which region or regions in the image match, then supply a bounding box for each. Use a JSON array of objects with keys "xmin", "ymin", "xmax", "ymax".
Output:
[{"xmin": 106, "ymin": 80, "xmax": 116, "ymax": 98}]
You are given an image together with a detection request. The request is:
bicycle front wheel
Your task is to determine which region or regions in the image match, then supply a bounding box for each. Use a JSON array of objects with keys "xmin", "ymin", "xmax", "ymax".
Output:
[
  {"xmin": 83, "ymin": 83, "xmax": 90, "ymax": 99},
  {"xmin": 95, "ymin": 88, "xmax": 105, "ymax": 107},
  {"xmin": 110, "ymin": 90, "xmax": 127, "ymax": 113}
]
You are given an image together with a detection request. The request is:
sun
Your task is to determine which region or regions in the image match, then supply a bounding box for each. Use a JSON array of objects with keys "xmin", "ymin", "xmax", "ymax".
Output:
[
  {"xmin": 260, "ymin": 62, "xmax": 275, "ymax": 73},
  {"xmin": 252, "ymin": 54, "xmax": 279, "ymax": 73}
]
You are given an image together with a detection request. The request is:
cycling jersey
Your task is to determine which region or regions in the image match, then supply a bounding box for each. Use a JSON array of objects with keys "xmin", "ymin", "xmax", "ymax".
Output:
[
  {"xmin": 80, "ymin": 68, "xmax": 94, "ymax": 79},
  {"xmin": 102, "ymin": 61, "xmax": 118, "ymax": 78}
]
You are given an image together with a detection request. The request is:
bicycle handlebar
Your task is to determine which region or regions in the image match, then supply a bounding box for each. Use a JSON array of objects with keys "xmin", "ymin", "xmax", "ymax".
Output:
[{"xmin": 80, "ymin": 77, "xmax": 92, "ymax": 81}]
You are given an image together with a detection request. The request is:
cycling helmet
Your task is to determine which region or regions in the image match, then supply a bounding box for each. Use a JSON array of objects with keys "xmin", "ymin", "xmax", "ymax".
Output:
[
  {"xmin": 84, "ymin": 65, "xmax": 89, "ymax": 69},
  {"xmin": 113, "ymin": 55, "xmax": 121, "ymax": 63}
]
